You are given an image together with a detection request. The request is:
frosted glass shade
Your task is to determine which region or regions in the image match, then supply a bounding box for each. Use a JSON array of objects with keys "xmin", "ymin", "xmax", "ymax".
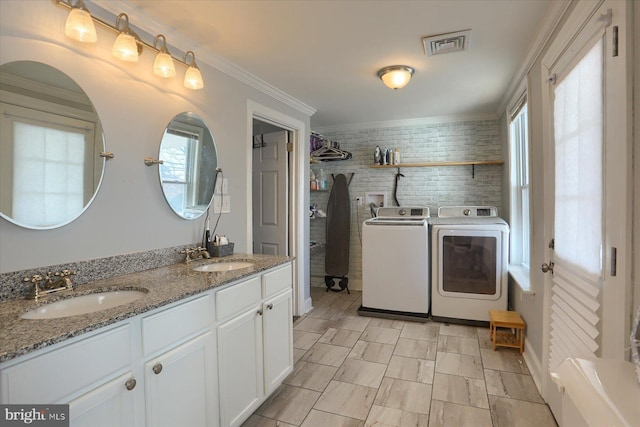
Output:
[
  {"xmin": 153, "ymin": 52, "xmax": 176, "ymax": 78},
  {"xmin": 64, "ymin": 8, "xmax": 97, "ymax": 43},
  {"xmin": 112, "ymin": 33, "xmax": 138, "ymax": 62},
  {"xmin": 184, "ymin": 66, "xmax": 204, "ymax": 90},
  {"xmin": 378, "ymin": 66, "xmax": 414, "ymax": 90}
]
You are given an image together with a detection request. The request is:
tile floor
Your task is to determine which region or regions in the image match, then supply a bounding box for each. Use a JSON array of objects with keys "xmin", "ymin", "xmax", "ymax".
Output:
[{"xmin": 243, "ymin": 286, "xmax": 558, "ymax": 427}]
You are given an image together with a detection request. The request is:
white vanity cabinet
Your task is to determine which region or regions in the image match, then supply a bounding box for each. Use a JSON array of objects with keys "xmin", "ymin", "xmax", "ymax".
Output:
[
  {"xmin": 0, "ymin": 261, "xmax": 293, "ymax": 427},
  {"xmin": 261, "ymin": 267, "xmax": 294, "ymax": 395},
  {"xmin": 216, "ymin": 264, "xmax": 293, "ymax": 427},
  {"xmin": 144, "ymin": 332, "xmax": 215, "ymax": 427},
  {"xmin": 141, "ymin": 294, "xmax": 217, "ymax": 427},
  {"xmin": 0, "ymin": 293, "xmax": 218, "ymax": 427},
  {"xmin": 0, "ymin": 323, "xmax": 141, "ymax": 427},
  {"xmin": 69, "ymin": 372, "xmax": 139, "ymax": 427}
]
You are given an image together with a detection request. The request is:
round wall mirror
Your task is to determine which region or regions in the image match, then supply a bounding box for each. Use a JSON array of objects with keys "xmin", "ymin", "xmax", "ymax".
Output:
[
  {"xmin": 158, "ymin": 112, "xmax": 218, "ymax": 219},
  {"xmin": 0, "ymin": 61, "xmax": 106, "ymax": 229}
]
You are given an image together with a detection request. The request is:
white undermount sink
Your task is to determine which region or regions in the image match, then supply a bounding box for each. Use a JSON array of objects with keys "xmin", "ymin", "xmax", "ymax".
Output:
[
  {"xmin": 193, "ymin": 262, "xmax": 253, "ymax": 272},
  {"xmin": 21, "ymin": 289, "xmax": 148, "ymax": 320}
]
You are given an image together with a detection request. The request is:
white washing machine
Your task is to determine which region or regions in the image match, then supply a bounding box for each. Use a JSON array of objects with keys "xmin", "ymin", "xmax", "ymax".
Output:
[
  {"xmin": 430, "ymin": 206, "xmax": 509, "ymax": 324},
  {"xmin": 359, "ymin": 206, "xmax": 430, "ymax": 321}
]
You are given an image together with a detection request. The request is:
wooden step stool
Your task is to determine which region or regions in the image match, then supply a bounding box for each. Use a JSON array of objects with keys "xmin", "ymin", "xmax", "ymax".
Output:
[{"xmin": 489, "ymin": 310, "xmax": 525, "ymax": 354}]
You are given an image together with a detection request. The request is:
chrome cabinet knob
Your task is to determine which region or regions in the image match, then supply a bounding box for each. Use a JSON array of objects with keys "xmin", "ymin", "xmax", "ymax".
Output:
[
  {"xmin": 257, "ymin": 309, "xmax": 263, "ymax": 316},
  {"xmin": 267, "ymin": 303, "xmax": 274, "ymax": 310},
  {"xmin": 125, "ymin": 378, "xmax": 136, "ymax": 390},
  {"xmin": 153, "ymin": 363, "xmax": 163, "ymax": 374}
]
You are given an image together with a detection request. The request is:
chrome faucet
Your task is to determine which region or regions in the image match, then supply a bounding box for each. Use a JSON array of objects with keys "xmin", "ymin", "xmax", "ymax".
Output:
[{"xmin": 24, "ymin": 269, "xmax": 76, "ymax": 301}]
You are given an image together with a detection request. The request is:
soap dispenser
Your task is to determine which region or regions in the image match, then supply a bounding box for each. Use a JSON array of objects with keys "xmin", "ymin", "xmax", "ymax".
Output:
[{"xmin": 319, "ymin": 169, "xmax": 328, "ymax": 190}]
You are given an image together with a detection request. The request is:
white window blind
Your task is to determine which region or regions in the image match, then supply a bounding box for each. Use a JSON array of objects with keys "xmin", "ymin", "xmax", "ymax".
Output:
[
  {"xmin": 553, "ymin": 39, "xmax": 603, "ymax": 276},
  {"xmin": 549, "ymin": 37, "xmax": 603, "ymax": 374},
  {"xmin": 12, "ymin": 122, "xmax": 88, "ymax": 227}
]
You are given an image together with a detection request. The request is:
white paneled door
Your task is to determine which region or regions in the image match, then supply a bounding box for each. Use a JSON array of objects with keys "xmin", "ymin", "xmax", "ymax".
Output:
[
  {"xmin": 252, "ymin": 130, "xmax": 288, "ymax": 256},
  {"xmin": 541, "ymin": 0, "xmax": 632, "ymax": 418}
]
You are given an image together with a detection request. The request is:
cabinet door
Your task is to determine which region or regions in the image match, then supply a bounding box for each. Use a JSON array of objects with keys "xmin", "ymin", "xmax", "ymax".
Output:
[
  {"xmin": 144, "ymin": 332, "xmax": 216, "ymax": 427},
  {"xmin": 263, "ymin": 290, "xmax": 293, "ymax": 394},
  {"xmin": 70, "ymin": 372, "xmax": 139, "ymax": 427},
  {"xmin": 217, "ymin": 306, "xmax": 263, "ymax": 427}
]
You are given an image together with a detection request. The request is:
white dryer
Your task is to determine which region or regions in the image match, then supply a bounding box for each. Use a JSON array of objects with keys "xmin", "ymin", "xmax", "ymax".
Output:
[
  {"xmin": 359, "ymin": 206, "xmax": 430, "ymax": 321},
  {"xmin": 430, "ymin": 206, "xmax": 509, "ymax": 324}
]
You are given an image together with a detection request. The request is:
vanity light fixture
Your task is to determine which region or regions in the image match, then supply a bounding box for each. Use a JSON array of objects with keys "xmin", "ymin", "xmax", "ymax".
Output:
[
  {"xmin": 183, "ymin": 51, "xmax": 204, "ymax": 90},
  {"xmin": 152, "ymin": 34, "xmax": 176, "ymax": 78},
  {"xmin": 377, "ymin": 65, "xmax": 415, "ymax": 90},
  {"xmin": 63, "ymin": 0, "xmax": 97, "ymax": 43},
  {"xmin": 53, "ymin": 1, "xmax": 204, "ymax": 90},
  {"xmin": 112, "ymin": 13, "xmax": 140, "ymax": 62}
]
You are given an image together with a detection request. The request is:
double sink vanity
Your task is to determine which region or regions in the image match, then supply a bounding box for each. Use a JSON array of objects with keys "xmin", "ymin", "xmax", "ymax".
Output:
[
  {"xmin": 0, "ymin": 52, "xmax": 294, "ymax": 427},
  {"xmin": 0, "ymin": 254, "xmax": 294, "ymax": 427}
]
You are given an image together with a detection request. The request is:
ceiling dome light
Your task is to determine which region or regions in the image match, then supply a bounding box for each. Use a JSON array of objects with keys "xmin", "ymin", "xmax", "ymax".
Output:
[
  {"xmin": 112, "ymin": 13, "xmax": 139, "ymax": 62},
  {"xmin": 377, "ymin": 65, "xmax": 415, "ymax": 90},
  {"xmin": 152, "ymin": 34, "xmax": 176, "ymax": 78},
  {"xmin": 64, "ymin": 0, "xmax": 97, "ymax": 43},
  {"xmin": 183, "ymin": 51, "xmax": 204, "ymax": 90}
]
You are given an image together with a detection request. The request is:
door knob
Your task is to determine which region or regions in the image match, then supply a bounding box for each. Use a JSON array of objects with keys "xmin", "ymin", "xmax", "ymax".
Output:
[
  {"xmin": 153, "ymin": 363, "xmax": 163, "ymax": 374},
  {"xmin": 125, "ymin": 378, "xmax": 136, "ymax": 390},
  {"xmin": 541, "ymin": 262, "xmax": 555, "ymax": 273}
]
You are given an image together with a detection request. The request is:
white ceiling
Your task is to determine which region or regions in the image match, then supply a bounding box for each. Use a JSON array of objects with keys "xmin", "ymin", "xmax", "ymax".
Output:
[{"xmin": 120, "ymin": 0, "xmax": 551, "ymax": 128}]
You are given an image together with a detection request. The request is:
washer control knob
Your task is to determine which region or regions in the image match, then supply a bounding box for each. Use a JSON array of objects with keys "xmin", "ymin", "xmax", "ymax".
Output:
[
  {"xmin": 399, "ymin": 209, "xmax": 406, "ymax": 216},
  {"xmin": 463, "ymin": 209, "xmax": 471, "ymax": 216}
]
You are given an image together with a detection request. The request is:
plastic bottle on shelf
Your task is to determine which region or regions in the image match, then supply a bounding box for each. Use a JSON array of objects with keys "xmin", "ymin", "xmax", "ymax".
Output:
[
  {"xmin": 395, "ymin": 149, "xmax": 400, "ymax": 165},
  {"xmin": 310, "ymin": 170, "xmax": 317, "ymax": 190},
  {"xmin": 319, "ymin": 169, "xmax": 328, "ymax": 190}
]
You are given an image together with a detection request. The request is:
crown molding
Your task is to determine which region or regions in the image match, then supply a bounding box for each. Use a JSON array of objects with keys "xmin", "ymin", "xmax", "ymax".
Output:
[
  {"xmin": 89, "ymin": 1, "xmax": 316, "ymax": 117},
  {"xmin": 313, "ymin": 113, "xmax": 498, "ymax": 134},
  {"xmin": 496, "ymin": 0, "xmax": 572, "ymax": 116}
]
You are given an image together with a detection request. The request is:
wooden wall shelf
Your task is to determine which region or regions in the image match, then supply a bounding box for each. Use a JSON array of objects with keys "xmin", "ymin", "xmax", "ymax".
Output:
[
  {"xmin": 369, "ymin": 160, "xmax": 504, "ymax": 168},
  {"xmin": 369, "ymin": 160, "xmax": 504, "ymax": 178}
]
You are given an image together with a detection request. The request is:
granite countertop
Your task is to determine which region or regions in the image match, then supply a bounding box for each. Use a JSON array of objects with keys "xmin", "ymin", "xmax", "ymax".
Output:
[{"xmin": 0, "ymin": 254, "xmax": 291, "ymax": 363}]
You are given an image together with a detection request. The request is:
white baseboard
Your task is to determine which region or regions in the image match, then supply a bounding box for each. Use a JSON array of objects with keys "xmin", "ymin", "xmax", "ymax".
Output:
[
  {"xmin": 523, "ymin": 337, "xmax": 544, "ymax": 398},
  {"xmin": 302, "ymin": 297, "xmax": 313, "ymax": 315}
]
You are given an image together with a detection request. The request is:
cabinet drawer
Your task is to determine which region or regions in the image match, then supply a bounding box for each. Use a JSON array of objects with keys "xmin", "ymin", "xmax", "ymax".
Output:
[
  {"xmin": 216, "ymin": 276, "xmax": 261, "ymax": 321},
  {"xmin": 142, "ymin": 294, "xmax": 211, "ymax": 356},
  {"xmin": 2, "ymin": 324, "xmax": 131, "ymax": 404},
  {"xmin": 262, "ymin": 264, "xmax": 292, "ymax": 298}
]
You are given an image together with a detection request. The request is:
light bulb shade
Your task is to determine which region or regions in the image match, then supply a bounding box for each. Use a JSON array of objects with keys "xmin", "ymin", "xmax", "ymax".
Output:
[
  {"xmin": 378, "ymin": 66, "xmax": 414, "ymax": 90},
  {"xmin": 112, "ymin": 33, "xmax": 139, "ymax": 62},
  {"xmin": 153, "ymin": 52, "xmax": 176, "ymax": 78},
  {"xmin": 64, "ymin": 7, "xmax": 97, "ymax": 43},
  {"xmin": 184, "ymin": 66, "xmax": 204, "ymax": 90}
]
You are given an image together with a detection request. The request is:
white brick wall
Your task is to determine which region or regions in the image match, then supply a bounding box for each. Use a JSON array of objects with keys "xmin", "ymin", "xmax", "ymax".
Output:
[{"xmin": 310, "ymin": 119, "xmax": 503, "ymax": 287}]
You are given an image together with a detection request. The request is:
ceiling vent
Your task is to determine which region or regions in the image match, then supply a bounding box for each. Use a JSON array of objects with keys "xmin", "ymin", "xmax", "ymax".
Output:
[{"xmin": 422, "ymin": 30, "xmax": 471, "ymax": 57}]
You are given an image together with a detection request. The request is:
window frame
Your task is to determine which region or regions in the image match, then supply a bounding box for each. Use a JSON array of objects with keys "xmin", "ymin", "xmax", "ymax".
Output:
[{"xmin": 508, "ymin": 91, "xmax": 531, "ymax": 274}]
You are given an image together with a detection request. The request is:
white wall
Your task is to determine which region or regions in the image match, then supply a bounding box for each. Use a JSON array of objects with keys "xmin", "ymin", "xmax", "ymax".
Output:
[
  {"xmin": 634, "ymin": 1, "xmax": 639, "ymax": 321},
  {"xmin": 0, "ymin": 1, "xmax": 310, "ymax": 279}
]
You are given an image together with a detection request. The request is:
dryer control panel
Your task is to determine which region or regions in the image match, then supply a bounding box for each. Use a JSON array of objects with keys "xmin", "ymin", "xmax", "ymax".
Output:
[{"xmin": 437, "ymin": 206, "xmax": 498, "ymax": 218}]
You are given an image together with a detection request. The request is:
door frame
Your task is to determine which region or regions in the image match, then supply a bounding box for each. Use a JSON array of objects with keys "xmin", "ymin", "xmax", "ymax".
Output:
[
  {"xmin": 539, "ymin": 0, "xmax": 633, "ymax": 404},
  {"xmin": 247, "ymin": 100, "xmax": 307, "ymax": 317}
]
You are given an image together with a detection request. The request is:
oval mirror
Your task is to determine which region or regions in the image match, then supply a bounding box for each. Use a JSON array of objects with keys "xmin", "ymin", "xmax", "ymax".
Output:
[
  {"xmin": 158, "ymin": 112, "xmax": 218, "ymax": 219},
  {"xmin": 0, "ymin": 61, "xmax": 106, "ymax": 229}
]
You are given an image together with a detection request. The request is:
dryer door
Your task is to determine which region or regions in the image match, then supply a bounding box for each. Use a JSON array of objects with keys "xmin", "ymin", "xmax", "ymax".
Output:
[{"xmin": 436, "ymin": 228, "xmax": 503, "ymax": 300}]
